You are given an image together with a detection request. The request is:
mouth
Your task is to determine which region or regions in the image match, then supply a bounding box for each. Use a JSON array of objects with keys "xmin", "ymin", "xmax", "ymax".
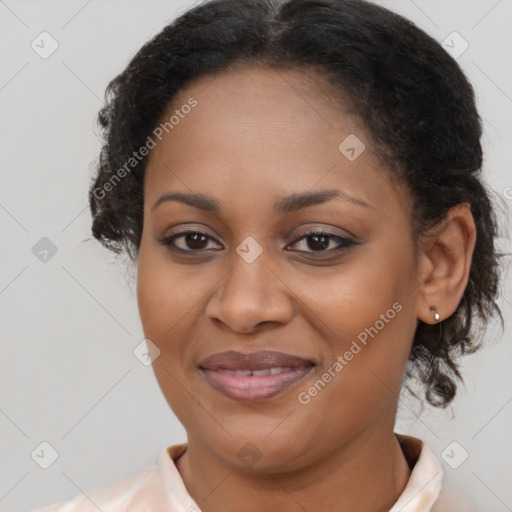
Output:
[{"xmin": 198, "ymin": 350, "xmax": 315, "ymax": 402}]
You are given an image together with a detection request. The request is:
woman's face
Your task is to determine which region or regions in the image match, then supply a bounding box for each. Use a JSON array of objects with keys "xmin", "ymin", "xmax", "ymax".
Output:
[{"xmin": 137, "ymin": 65, "xmax": 424, "ymax": 471}]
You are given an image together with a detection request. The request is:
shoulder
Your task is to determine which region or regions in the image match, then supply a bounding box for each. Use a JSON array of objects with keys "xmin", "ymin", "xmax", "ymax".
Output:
[{"xmin": 34, "ymin": 464, "xmax": 168, "ymax": 512}]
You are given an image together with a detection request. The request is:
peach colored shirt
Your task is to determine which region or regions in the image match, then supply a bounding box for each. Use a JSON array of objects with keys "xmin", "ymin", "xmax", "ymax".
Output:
[{"xmin": 35, "ymin": 433, "xmax": 444, "ymax": 511}]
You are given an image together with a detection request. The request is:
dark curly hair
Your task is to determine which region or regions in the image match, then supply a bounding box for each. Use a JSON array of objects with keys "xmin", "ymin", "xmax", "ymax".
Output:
[{"xmin": 88, "ymin": 0, "xmax": 506, "ymax": 408}]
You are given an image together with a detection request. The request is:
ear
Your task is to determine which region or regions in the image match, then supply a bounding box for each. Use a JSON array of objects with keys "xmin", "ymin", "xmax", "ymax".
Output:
[{"xmin": 416, "ymin": 203, "xmax": 476, "ymax": 324}]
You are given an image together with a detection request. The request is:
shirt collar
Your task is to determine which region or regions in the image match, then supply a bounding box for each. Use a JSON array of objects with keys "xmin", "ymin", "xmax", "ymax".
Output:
[
  {"xmin": 158, "ymin": 434, "xmax": 443, "ymax": 512},
  {"xmin": 158, "ymin": 443, "xmax": 199, "ymax": 511},
  {"xmin": 390, "ymin": 434, "xmax": 444, "ymax": 511}
]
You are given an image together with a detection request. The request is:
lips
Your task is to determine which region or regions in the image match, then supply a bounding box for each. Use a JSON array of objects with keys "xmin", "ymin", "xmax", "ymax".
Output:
[
  {"xmin": 199, "ymin": 350, "xmax": 314, "ymax": 402},
  {"xmin": 199, "ymin": 350, "xmax": 313, "ymax": 371}
]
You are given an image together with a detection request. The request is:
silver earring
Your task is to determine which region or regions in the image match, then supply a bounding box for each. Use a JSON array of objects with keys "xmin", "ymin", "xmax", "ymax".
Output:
[{"xmin": 429, "ymin": 305, "xmax": 440, "ymax": 323}]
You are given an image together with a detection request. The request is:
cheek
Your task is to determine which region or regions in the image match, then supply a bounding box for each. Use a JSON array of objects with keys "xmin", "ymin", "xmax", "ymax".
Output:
[
  {"xmin": 136, "ymin": 246, "xmax": 198, "ymax": 342},
  {"xmin": 135, "ymin": 245, "xmax": 217, "ymax": 394},
  {"xmin": 136, "ymin": 248, "xmax": 206, "ymax": 422},
  {"xmin": 293, "ymin": 282, "xmax": 412, "ymax": 445},
  {"xmin": 299, "ymin": 251, "xmax": 409, "ymax": 345},
  {"xmin": 294, "ymin": 246, "xmax": 415, "ymax": 400}
]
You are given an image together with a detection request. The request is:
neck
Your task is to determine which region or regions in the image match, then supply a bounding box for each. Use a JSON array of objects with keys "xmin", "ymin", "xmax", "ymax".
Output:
[{"xmin": 176, "ymin": 425, "xmax": 412, "ymax": 512}]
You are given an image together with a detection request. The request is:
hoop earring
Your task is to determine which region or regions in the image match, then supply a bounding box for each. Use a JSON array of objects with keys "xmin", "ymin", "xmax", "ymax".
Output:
[{"xmin": 429, "ymin": 305, "xmax": 440, "ymax": 323}]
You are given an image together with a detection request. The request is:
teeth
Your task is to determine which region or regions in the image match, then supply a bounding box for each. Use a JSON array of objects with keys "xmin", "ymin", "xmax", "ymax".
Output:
[
  {"xmin": 252, "ymin": 369, "xmax": 270, "ymax": 376},
  {"xmin": 218, "ymin": 367, "xmax": 295, "ymax": 376}
]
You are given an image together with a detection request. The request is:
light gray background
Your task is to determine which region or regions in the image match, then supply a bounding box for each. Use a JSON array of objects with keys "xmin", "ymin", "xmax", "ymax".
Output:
[{"xmin": 0, "ymin": 1, "xmax": 510, "ymax": 511}]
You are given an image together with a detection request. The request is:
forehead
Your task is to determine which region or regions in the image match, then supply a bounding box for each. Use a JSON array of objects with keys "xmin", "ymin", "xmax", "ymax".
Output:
[
  {"xmin": 143, "ymin": 65, "xmax": 409, "ymax": 219},
  {"xmin": 166, "ymin": 63, "xmax": 363, "ymax": 137}
]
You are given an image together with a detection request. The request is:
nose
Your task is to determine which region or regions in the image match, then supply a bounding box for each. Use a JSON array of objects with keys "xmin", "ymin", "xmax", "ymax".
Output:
[{"xmin": 204, "ymin": 247, "xmax": 294, "ymax": 334}]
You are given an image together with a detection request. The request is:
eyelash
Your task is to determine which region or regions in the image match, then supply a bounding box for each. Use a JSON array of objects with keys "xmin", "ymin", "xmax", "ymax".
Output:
[{"xmin": 160, "ymin": 228, "xmax": 357, "ymax": 256}]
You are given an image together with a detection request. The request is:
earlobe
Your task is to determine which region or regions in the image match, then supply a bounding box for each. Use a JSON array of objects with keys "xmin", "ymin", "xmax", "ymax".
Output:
[
  {"xmin": 429, "ymin": 305, "xmax": 441, "ymax": 323},
  {"xmin": 416, "ymin": 203, "xmax": 477, "ymax": 324}
]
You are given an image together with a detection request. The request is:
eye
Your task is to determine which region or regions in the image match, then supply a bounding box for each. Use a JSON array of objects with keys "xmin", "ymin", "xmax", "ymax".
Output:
[
  {"xmin": 160, "ymin": 230, "xmax": 222, "ymax": 252},
  {"xmin": 160, "ymin": 228, "xmax": 357, "ymax": 255},
  {"xmin": 286, "ymin": 229, "xmax": 357, "ymax": 255}
]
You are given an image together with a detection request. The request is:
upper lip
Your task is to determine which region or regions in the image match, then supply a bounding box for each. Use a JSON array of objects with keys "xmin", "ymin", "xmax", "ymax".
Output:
[{"xmin": 198, "ymin": 350, "xmax": 314, "ymax": 371}]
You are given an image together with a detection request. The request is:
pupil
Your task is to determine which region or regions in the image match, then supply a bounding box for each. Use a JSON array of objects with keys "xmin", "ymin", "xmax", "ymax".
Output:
[
  {"xmin": 187, "ymin": 233, "xmax": 207, "ymax": 249},
  {"xmin": 309, "ymin": 234, "xmax": 329, "ymax": 251}
]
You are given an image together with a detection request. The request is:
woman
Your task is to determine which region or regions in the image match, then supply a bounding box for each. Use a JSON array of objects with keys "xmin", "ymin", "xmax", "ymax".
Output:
[{"xmin": 36, "ymin": 0, "xmax": 504, "ymax": 510}]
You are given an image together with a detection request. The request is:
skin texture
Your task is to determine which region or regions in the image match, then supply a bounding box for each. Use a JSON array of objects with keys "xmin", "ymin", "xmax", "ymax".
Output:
[{"xmin": 136, "ymin": 65, "xmax": 476, "ymax": 512}]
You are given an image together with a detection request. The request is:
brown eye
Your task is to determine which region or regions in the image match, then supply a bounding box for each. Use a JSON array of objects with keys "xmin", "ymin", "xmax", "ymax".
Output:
[
  {"xmin": 160, "ymin": 230, "xmax": 222, "ymax": 252},
  {"xmin": 287, "ymin": 230, "xmax": 356, "ymax": 254}
]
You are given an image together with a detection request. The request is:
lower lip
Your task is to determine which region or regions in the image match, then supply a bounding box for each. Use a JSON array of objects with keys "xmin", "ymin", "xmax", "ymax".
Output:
[{"xmin": 200, "ymin": 367, "xmax": 314, "ymax": 402}]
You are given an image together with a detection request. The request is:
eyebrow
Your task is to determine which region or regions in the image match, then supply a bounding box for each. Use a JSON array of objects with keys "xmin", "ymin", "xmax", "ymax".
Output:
[{"xmin": 151, "ymin": 189, "xmax": 372, "ymax": 214}]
